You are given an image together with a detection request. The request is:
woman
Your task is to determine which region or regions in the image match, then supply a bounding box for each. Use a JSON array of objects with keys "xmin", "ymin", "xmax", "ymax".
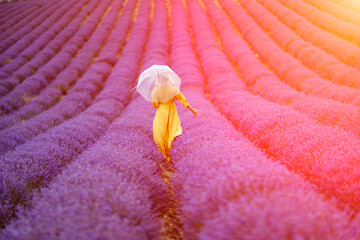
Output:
[{"xmin": 151, "ymin": 74, "xmax": 199, "ymax": 162}]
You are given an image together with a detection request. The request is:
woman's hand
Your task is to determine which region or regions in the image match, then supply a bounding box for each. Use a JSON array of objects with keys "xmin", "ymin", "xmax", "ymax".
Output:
[
  {"xmin": 192, "ymin": 108, "xmax": 200, "ymax": 117},
  {"xmin": 187, "ymin": 105, "xmax": 200, "ymax": 117}
]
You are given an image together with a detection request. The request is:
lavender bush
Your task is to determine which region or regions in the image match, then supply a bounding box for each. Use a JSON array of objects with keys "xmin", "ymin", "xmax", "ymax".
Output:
[
  {"xmin": 0, "ymin": 0, "xmax": 150, "ymax": 227},
  {"xmin": 1, "ymin": 0, "xmax": 360, "ymax": 239}
]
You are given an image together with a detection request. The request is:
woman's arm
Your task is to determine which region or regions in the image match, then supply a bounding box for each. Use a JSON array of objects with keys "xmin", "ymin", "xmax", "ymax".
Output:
[
  {"xmin": 187, "ymin": 105, "xmax": 200, "ymax": 117},
  {"xmin": 176, "ymin": 91, "xmax": 200, "ymax": 117}
]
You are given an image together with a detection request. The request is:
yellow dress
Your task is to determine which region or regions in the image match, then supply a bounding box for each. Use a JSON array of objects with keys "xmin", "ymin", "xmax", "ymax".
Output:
[{"xmin": 151, "ymin": 86, "xmax": 189, "ymax": 158}]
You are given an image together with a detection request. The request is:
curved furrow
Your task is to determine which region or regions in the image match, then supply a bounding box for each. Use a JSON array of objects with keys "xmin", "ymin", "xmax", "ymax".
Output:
[
  {"xmin": 0, "ymin": 0, "xmax": 110, "ymax": 114},
  {"xmin": 167, "ymin": 0, "xmax": 360, "ymax": 239},
  {"xmin": 0, "ymin": 0, "xmax": 39, "ymax": 29},
  {"xmin": 237, "ymin": 0, "xmax": 360, "ymax": 91},
  {"xmin": 2, "ymin": 150, "xmax": 166, "ymax": 239},
  {"xmin": 201, "ymin": 0, "xmax": 360, "ymax": 138},
  {"xmin": 1, "ymin": 0, "xmax": 179, "ymax": 237},
  {"xmin": 1, "ymin": 0, "xmax": 174, "ymax": 237},
  {"xmin": 0, "ymin": 0, "xmax": 69, "ymax": 62},
  {"xmin": 0, "ymin": 0, "xmax": 92, "ymax": 81},
  {"xmin": 0, "ymin": 0, "xmax": 131, "ymax": 154},
  {"xmin": 277, "ymin": 0, "xmax": 360, "ymax": 45},
  {"xmin": 0, "ymin": 2, "xmax": 20, "ymax": 22},
  {"xmin": 185, "ymin": 0, "xmax": 360, "ymax": 214},
  {"xmin": 0, "ymin": 0, "xmax": 148, "ymax": 229},
  {"xmin": 257, "ymin": 0, "xmax": 360, "ymax": 73},
  {"xmin": 0, "ymin": 1, "xmax": 54, "ymax": 43},
  {"xmin": 0, "ymin": 0, "xmax": 137, "ymax": 131},
  {"xmin": 327, "ymin": 0, "xmax": 360, "ymax": 13},
  {"xmin": 221, "ymin": 0, "xmax": 360, "ymax": 106},
  {"xmin": 0, "ymin": 0, "xmax": 45, "ymax": 33},
  {"xmin": 0, "ymin": 0, "xmax": 99, "ymax": 101},
  {"xmin": 302, "ymin": 0, "xmax": 360, "ymax": 26},
  {"xmin": 1, "ymin": 0, "xmax": 360, "ymax": 239}
]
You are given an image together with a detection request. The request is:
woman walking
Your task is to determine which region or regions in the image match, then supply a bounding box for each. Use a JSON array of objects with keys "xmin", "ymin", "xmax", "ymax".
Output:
[{"xmin": 134, "ymin": 65, "xmax": 200, "ymax": 162}]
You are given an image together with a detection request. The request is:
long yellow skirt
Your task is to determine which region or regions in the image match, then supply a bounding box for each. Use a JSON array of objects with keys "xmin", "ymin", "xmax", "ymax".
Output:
[{"xmin": 152, "ymin": 91, "xmax": 189, "ymax": 157}]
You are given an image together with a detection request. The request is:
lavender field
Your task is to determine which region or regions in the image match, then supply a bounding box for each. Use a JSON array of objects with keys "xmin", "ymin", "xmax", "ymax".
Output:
[{"xmin": 1, "ymin": 0, "xmax": 360, "ymax": 239}]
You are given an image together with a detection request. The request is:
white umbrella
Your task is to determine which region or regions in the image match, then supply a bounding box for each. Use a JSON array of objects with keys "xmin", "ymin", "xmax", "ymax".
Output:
[{"xmin": 130, "ymin": 65, "xmax": 181, "ymax": 103}]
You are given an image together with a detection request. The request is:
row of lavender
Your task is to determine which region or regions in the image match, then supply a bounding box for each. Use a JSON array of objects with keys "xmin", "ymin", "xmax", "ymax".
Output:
[
  {"xmin": 0, "ymin": 0, "xmax": 49, "ymax": 36},
  {"xmin": 2, "ymin": 0, "xmax": 170, "ymax": 237},
  {"xmin": 242, "ymin": 0, "xmax": 360, "ymax": 91},
  {"xmin": 0, "ymin": 0, "xmax": 138, "ymax": 228},
  {"xmin": 0, "ymin": 0, "xmax": 102, "ymax": 113},
  {"xmin": 3, "ymin": 0, "xmax": 360, "ymax": 239},
  {"xmin": 328, "ymin": 0, "xmax": 360, "ymax": 13},
  {"xmin": 257, "ymin": 0, "xmax": 360, "ymax": 74},
  {"xmin": 277, "ymin": 0, "xmax": 360, "ymax": 44},
  {"xmin": 0, "ymin": 0, "xmax": 71, "ymax": 65},
  {"xmin": 2, "ymin": 0, "xmax": 360, "ymax": 238},
  {"xmin": 168, "ymin": 0, "xmax": 360, "ymax": 238},
  {"xmin": 232, "ymin": 0, "xmax": 360, "ymax": 105},
  {"xmin": 2, "ymin": 0, "xmax": 358, "ymax": 158},
  {"xmin": 0, "ymin": 0, "xmax": 92, "ymax": 93},
  {"xmin": 208, "ymin": 0, "xmax": 360, "ymax": 137},
  {"xmin": 0, "ymin": 0, "xmax": 28, "ymax": 22},
  {"xmin": 188, "ymin": 0, "xmax": 360, "ymax": 215},
  {"xmin": 214, "ymin": 1, "xmax": 359, "ymax": 211},
  {"xmin": 0, "ymin": 0, "xmax": 120, "ymax": 154},
  {"xmin": 302, "ymin": 0, "xmax": 360, "ymax": 25},
  {"xmin": 3, "ymin": 0, "xmax": 359, "ymax": 140}
]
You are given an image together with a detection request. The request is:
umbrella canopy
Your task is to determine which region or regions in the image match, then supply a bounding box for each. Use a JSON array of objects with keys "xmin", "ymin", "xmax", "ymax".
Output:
[{"xmin": 135, "ymin": 65, "xmax": 181, "ymax": 103}]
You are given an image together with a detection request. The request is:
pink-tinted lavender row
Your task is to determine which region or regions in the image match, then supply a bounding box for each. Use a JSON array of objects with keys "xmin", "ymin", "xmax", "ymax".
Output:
[
  {"xmin": 201, "ymin": 0, "xmax": 360, "ymax": 137},
  {"xmin": 0, "ymin": 0, "xmax": 93, "ymax": 81},
  {"xmin": 0, "ymin": 0, "xmax": 149, "ymax": 228},
  {"xmin": 0, "ymin": 0, "xmax": 71, "ymax": 65},
  {"xmin": 168, "ymin": 0, "xmax": 359, "ymax": 238},
  {"xmin": 257, "ymin": 0, "xmax": 360, "ymax": 72},
  {"xmin": 0, "ymin": 0, "xmax": 109, "ymax": 114},
  {"xmin": 277, "ymin": 0, "xmax": 360, "ymax": 45},
  {"xmin": 0, "ymin": 0, "xmax": 95, "ymax": 100},
  {"xmin": 303, "ymin": 0, "xmax": 360, "ymax": 26},
  {"xmin": 186, "ymin": 0, "xmax": 360, "ymax": 212},
  {"xmin": 0, "ymin": 0, "xmax": 45, "ymax": 34},
  {"xmin": 1, "ymin": 145, "xmax": 165, "ymax": 239},
  {"xmin": 328, "ymin": 0, "xmax": 360, "ymax": 12},
  {"xmin": 1, "ymin": 88, "xmax": 170, "ymax": 238},
  {"xmin": 0, "ymin": 0, "xmax": 136, "ymax": 131},
  {"xmin": 0, "ymin": 1, "xmax": 23, "ymax": 22},
  {"xmin": 0, "ymin": 0, "xmax": 125, "ymax": 154},
  {"xmin": 1, "ymin": 0, "xmax": 171, "ymax": 235},
  {"xmin": 220, "ymin": 0, "xmax": 360, "ymax": 108},
  {"xmin": 0, "ymin": 0, "xmax": 54, "ymax": 43},
  {"xmin": 236, "ymin": 0, "xmax": 360, "ymax": 91},
  {"xmin": 0, "ymin": 0, "xmax": 43, "ymax": 34},
  {"xmin": 0, "ymin": 0, "xmax": 134, "ymax": 130}
]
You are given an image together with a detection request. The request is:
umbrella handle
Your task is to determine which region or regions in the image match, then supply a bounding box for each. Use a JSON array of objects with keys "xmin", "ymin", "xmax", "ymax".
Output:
[{"xmin": 129, "ymin": 86, "xmax": 137, "ymax": 92}]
